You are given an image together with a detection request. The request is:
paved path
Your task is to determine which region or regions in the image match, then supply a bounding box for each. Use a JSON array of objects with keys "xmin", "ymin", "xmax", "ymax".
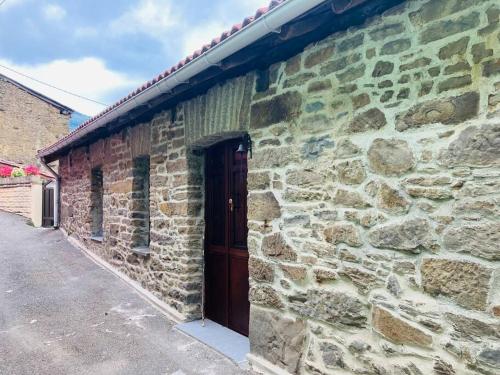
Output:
[{"xmin": 0, "ymin": 211, "xmax": 248, "ymax": 375}]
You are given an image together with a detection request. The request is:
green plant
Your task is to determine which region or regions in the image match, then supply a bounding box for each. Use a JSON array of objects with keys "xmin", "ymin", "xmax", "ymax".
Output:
[{"xmin": 11, "ymin": 167, "xmax": 26, "ymax": 177}]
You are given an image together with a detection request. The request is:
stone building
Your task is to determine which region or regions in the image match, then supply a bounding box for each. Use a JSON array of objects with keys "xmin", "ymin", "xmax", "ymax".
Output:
[
  {"xmin": 39, "ymin": 0, "xmax": 500, "ymax": 374},
  {"xmin": 0, "ymin": 73, "xmax": 73, "ymax": 164}
]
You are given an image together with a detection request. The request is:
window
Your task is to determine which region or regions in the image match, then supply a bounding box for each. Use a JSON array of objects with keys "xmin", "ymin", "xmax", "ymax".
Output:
[
  {"xmin": 131, "ymin": 156, "xmax": 150, "ymax": 248},
  {"xmin": 90, "ymin": 167, "xmax": 104, "ymax": 238}
]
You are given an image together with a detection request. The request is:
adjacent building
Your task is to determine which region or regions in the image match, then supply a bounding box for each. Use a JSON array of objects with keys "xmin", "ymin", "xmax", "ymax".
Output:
[
  {"xmin": 0, "ymin": 73, "xmax": 73, "ymax": 164},
  {"xmin": 39, "ymin": 0, "xmax": 500, "ymax": 374}
]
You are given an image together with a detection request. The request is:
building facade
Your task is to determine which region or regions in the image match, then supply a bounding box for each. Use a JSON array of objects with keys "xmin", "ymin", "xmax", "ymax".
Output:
[
  {"xmin": 41, "ymin": 0, "xmax": 499, "ymax": 374},
  {"xmin": 0, "ymin": 74, "xmax": 72, "ymax": 164}
]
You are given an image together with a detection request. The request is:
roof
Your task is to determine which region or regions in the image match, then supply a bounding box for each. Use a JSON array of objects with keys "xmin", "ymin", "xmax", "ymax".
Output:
[
  {"xmin": 0, "ymin": 73, "xmax": 74, "ymax": 114},
  {"xmin": 39, "ymin": 0, "xmax": 377, "ymax": 160},
  {"xmin": 76, "ymin": 0, "xmax": 294, "ymax": 125}
]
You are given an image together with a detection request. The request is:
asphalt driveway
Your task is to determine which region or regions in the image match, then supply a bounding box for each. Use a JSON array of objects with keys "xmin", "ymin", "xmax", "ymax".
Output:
[{"xmin": 0, "ymin": 211, "xmax": 248, "ymax": 375}]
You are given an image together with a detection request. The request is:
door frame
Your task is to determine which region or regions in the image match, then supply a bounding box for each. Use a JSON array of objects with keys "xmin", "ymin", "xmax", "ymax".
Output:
[
  {"xmin": 203, "ymin": 138, "xmax": 249, "ymax": 336},
  {"xmin": 42, "ymin": 186, "xmax": 55, "ymax": 227}
]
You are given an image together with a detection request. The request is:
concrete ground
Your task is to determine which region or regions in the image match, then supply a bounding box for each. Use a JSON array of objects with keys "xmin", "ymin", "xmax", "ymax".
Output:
[{"xmin": 0, "ymin": 211, "xmax": 249, "ymax": 375}]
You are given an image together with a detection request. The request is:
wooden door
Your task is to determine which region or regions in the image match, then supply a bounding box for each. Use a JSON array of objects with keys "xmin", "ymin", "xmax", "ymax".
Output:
[
  {"xmin": 204, "ymin": 140, "xmax": 249, "ymax": 336},
  {"xmin": 42, "ymin": 187, "xmax": 54, "ymax": 227}
]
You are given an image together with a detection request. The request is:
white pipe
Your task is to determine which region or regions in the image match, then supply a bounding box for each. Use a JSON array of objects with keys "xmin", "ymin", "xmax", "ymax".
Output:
[
  {"xmin": 39, "ymin": 0, "xmax": 326, "ymax": 158},
  {"xmin": 39, "ymin": 159, "xmax": 60, "ymax": 228}
]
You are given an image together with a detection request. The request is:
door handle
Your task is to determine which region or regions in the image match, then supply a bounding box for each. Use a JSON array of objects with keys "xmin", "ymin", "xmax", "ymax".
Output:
[{"xmin": 228, "ymin": 198, "xmax": 234, "ymax": 212}]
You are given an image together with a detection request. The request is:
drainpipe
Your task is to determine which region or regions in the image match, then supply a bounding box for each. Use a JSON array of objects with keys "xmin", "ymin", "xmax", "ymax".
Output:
[{"xmin": 40, "ymin": 158, "xmax": 60, "ymax": 228}]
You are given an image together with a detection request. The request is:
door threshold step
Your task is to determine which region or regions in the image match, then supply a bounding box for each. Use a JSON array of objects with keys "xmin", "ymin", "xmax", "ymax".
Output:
[{"xmin": 175, "ymin": 319, "xmax": 249, "ymax": 368}]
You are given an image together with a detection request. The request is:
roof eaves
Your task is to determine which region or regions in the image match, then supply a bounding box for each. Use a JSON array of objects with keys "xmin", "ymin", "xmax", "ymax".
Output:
[
  {"xmin": 39, "ymin": 0, "xmax": 370, "ymax": 160},
  {"xmin": 38, "ymin": 0, "xmax": 294, "ymax": 159}
]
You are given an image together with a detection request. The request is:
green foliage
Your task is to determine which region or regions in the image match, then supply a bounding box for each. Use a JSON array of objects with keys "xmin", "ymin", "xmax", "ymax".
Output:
[{"xmin": 11, "ymin": 168, "xmax": 26, "ymax": 178}]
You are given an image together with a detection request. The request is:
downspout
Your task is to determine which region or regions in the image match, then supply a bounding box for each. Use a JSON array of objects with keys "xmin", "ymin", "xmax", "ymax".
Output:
[{"xmin": 40, "ymin": 158, "xmax": 60, "ymax": 228}]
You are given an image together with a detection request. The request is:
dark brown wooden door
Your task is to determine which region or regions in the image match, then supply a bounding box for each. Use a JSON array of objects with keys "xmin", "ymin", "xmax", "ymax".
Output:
[
  {"xmin": 42, "ymin": 187, "xmax": 54, "ymax": 227},
  {"xmin": 205, "ymin": 140, "xmax": 249, "ymax": 336}
]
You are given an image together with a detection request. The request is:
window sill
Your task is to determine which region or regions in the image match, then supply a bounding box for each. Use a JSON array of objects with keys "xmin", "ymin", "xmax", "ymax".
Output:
[
  {"xmin": 131, "ymin": 246, "xmax": 151, "ymax": 256},
  {"xmin": 90, "ymin": 236, "xmax": 104, "ymax": 243}
]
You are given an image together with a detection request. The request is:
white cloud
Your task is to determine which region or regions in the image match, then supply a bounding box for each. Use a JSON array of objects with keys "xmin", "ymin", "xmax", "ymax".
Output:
[
  {"xmin": 178, "ymin": 0, "xmax": 268, "ymax": 58},
  {"xmin": 106, "ymin": 0, "xmax": 271, "ymax": 60},
  {"xmin": 181, "ymin": 21, "xmax": 227, "ymax": 57},
  {"xmin": 0, "ymin": 0, "xmax": 26, "ymax": 12},
  {"xmin": 238, "ymin": 0, "xmax": 269, "ymax": 14},
  {"xmin": 0, "ymin": 58, "xmax": 142, "ymax": 115},
  {"xmin": 42, "ymin": 4, "xmax": 66, "ymax": 21},
  {"xmin": 110, "ymin": 0, "xmax": 178, "ymax": 39}
]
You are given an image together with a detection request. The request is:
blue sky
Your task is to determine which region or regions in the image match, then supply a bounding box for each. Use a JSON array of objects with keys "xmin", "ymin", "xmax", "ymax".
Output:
[{"xmin": 0, "ymin": 0, "xmax": 266, "ymax": 115}]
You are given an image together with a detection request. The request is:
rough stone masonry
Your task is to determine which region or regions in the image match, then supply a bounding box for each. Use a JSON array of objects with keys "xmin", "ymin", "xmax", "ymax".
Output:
[
  {"xmin": 57, "ymin": 0, "xmax": 500, "ymax": 374},
  {"xmin": 0, "ymin": 77, "xmax": 70, "ymax": 164}
]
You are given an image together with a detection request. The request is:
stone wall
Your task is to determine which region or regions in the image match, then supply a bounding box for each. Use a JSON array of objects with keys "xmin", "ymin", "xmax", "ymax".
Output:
[
  {"xmin": 56, "ymin": 0, "xmax": 500, "ymax": 373},
  {"xmin": 0, "ymin": 177, "xmax": 32, "ymax": 218},
  {"xmin": 0, "ymin": 176, "xmax": 44, "ymax": 227},
  {"xmin": 245, "ymin": 0, "xmax": 499, "ymax": 373},
  {"xmin": 0, "ymin": 78, "xmax": 70, "ymax": 164},
  {"xmin": 59, "ymin": 118, "xmax": 205, "ymax": 319}
]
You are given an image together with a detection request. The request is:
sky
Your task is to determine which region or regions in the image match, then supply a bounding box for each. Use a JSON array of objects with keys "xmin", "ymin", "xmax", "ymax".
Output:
[{"xmin": 0, "ymin": 0, "xmax": 268, "ymax": 116}]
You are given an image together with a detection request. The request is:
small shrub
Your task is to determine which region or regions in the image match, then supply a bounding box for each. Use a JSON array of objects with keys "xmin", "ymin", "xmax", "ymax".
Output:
[{"xmin": 11, "ymin": 167, "xmax": 26, "ymax": 177}]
